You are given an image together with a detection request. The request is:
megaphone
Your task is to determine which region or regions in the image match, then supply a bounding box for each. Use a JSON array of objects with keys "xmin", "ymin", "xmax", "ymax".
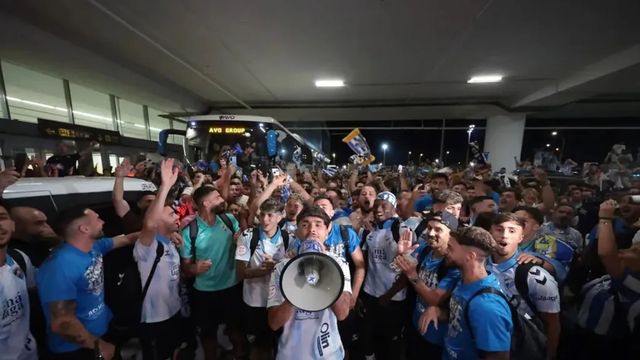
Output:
[{"xmin": 280, "ymin": 241, "xmax": 345, "ymax": 312}]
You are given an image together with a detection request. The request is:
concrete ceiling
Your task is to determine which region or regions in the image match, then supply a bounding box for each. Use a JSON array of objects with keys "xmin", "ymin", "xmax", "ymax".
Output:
[{"xmin": 1, "ymin": 0, "xmax": 640, "ymax": 120}]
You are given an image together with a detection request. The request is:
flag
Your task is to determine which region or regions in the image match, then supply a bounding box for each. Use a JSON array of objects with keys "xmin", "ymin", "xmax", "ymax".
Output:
[
  {"xmin": 469, "ymin": 141, "xmax": 488, "ymax": 164},
  {"xmin": 342, "ymin": 128, "xmax": 375, "ymax": 164}
]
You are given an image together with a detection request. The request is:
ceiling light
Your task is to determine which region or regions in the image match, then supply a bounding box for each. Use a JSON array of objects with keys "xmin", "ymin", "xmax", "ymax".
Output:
[
  {"xmin": 315, "ymin": 79, "xmax": 345, "ymax": 88},
  {"xmin": 467, "ymin": 75, "xmax": 503, "ymax": 84}
]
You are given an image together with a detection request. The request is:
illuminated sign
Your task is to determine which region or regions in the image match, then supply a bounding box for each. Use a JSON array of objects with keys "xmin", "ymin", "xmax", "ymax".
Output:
[
  {"xmin": 37, "ymin": 118, "xmax": 121, "ymax": 144},
  {"xmin": 208, "ymin": 127, "xmax": 246, "ymax": 134}
]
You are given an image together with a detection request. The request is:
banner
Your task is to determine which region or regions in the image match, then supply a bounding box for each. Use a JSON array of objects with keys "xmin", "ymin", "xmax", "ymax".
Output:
[{"xmin": 342, "ymin": 128, "xmax": 375, "ymax": 165}]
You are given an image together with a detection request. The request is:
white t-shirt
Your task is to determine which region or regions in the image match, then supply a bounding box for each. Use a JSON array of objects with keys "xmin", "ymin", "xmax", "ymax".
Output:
[
  {"xmin": 236, "ymin": 228, "xmax": 287, "ymax": 307},
  {"xmin": 362, "ymin": 221, "xmax": 409, "ymax": 301},
  {"xmin": 268, "ymin": 252, "xmax": 351, "ymax": 360},
  {"xmin": 134, "ymin": 235, "xmax": 182, "ymax": 323},
  {"xmin": 0, "ymin": 255, "xmax": 37, "ymax": 360}
]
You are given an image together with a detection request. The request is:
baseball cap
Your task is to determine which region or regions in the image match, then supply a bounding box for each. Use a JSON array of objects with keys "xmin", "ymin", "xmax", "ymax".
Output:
[
  {"xmin": 424, "ymin": 210, "xmax": 459, "ymax": 231},
  {"xmin": 376, "ymin": 191, "xmax": 397, "ymax": 207}
]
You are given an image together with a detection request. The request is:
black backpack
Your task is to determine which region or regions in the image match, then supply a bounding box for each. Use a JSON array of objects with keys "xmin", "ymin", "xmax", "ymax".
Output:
[
  {"xmin": 339, "ymin": 225, "xmax": 357, "ymax": 275},
  {"xmin": 104, "ymin": 242, "xmax": 164, "ymax": 329},
  {"xmin": 249, "ymin": 227, "xmax": 289, "ymax": 258},
  {"xmin": 464, "ymin": 264, "xmax": 548, "ymax": 360}
]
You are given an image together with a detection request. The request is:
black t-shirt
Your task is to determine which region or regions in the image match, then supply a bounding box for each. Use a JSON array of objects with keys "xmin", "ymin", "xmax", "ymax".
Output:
[
  {"xmin": 46, "ymin": 153, "xmax": 81, "ymax": 177},
  {"xmin": 9, "ymin": 238, "xmax": 52, "ymax": 268},
  {"xmin": 122, "ymin": 209, "xmax": 143, "ymax": 233}
]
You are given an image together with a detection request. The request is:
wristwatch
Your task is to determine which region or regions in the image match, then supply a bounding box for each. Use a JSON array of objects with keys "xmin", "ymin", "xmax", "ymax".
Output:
[{"xmin": 409, "ymin": 277, "xmax": 421, "ymax": 285}]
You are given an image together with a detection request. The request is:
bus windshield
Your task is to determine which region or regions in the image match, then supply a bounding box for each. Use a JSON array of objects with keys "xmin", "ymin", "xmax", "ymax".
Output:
[{"xmin": 159, "ymin": 115, "xmax": 324, "ymax": 173}]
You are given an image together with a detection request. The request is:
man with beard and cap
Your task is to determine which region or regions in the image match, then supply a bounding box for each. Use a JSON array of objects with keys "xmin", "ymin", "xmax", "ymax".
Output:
[
  {"xmin": 0, "ymin": 201, "xmax": 38, "ymax": 360},
  {"xmin": 360, "ymin": 191, "xmax": 414, "ymax": 360},
  {"xmin": 267, "ymin": 206, "xmax": 351, "ymax": 360},
  {"xmin": 36, "ymin": 207, "xmax": 139, "ymax": 359},
  {"xmin": 488, "ymin": 213, "xmax": 561, "ymax": 360},
  {"xmin": 349, "ymin": 185, "xmax": 377, "ymax": 233},
  {"xmin": 539, "ymin": 204, "xmax": 583, "ymax": 251},
  {"xmin": 395, "ymin": 211, "xmax": 461, "ymax": 360},
  {"xmin": 179, "ymin": 186, "xmax": 244, "ymax": 360}
]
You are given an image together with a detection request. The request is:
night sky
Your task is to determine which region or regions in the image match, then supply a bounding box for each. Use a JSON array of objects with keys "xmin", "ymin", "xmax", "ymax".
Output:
[{"xmin": 286, "ymin": 118, "xmax": 640, "ymax": 167}]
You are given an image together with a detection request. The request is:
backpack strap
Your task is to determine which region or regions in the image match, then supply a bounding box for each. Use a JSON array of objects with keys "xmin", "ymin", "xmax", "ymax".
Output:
[
  {"xmin": 188, "ymin": 220, "xmax": 198, "ymax": 261},
  {"xmin": 141, "ymin": 241, "xmax": 164, "ymax": 302},
  {"xmin": 391, "ymin": 218, "xmax": 400, "ymax": 243},
  {"xmin": 249, "ymin": 228, "xmax": 260, "ymax": 258},
  {"xmin": 218, "ymin": 213, "xmax": 235, "ymax": 234},
  {"xmin": 282, "ymin": 230, "xmax": 289, "ymax": 250},
  {"xmin": 436, "ymin": 257, "xmax": 452, "ymax": 282},
  {"xmin": 360, "ymin": 229, "xmax": 370, "ymax": 248},
  {"xmin": 515, "ymin": 262, "xmax": 539, "ymax": 317},
  {"xmin": 340, "ymin": 225, "xmax": 352, "ymax": 263},
  {"xmin": 278, "ymin": 218, "xmax": 286, "ymax": 230},
  {"xmin": 7, "ymin": 248, "xmax": 27, "ymax": 277},
  {"xmin": 417, "ymin": 245, "xmax": 432, "ymax": 265},
  {"xmin": 463, "ymin": 287, "xmax": 513, "ymax": 342},
  {"xmin": 414, "ymin": 218, "xmax": 429, "ymax": 241},
  {"xmin": 250, "ymin": 227, "xmax": 289, "ymax": 259}
]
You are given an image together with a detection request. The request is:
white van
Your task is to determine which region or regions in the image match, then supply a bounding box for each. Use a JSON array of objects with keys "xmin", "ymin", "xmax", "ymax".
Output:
[{"xmin": 2, "ymin": 176, "xmax": 157, "ymax": 235}]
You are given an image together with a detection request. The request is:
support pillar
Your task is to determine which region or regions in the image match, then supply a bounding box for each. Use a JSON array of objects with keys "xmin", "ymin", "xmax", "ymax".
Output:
[{"xmin": 484, "ymin": 114, "xmax": 526, "ymax": 173}]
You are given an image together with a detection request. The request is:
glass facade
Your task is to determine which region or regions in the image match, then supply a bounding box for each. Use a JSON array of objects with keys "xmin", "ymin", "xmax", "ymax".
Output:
[
  {"xmin": 148, "ymin": 107, "xmax": 171, "ymax": 143},
  {"xmin": 3, "ymin": 61, "xmax": 69, "ymax": 124},
  {"xmin": 69, "ymin": 82, "xmax": 113, "ymax": 130},
  {"xmin": 170, "ymin": 120, "xmax": 187, "ymax": 145},
  {"xmin": 0, "ymin": 59, "xmax": 177, "ymax": 144},
  {"xmin": 117, "ymin": 98, "xmax": 147, "ymax": 140}
]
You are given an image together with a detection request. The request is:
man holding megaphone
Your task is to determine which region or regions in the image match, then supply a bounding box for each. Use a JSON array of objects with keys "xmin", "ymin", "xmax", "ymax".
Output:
[{"xmin": 267, "ymin": 206, "xmax": 352, "ymax": 360}]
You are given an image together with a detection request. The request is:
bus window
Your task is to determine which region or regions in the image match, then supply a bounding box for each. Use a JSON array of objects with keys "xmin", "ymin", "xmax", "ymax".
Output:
[
  {"xmin": 92, "ymin": 152, "xmax": 103, "ymax": 175},
  {"xmin": 109, "ymin": 154, "xmax": 118, "ymax": 171}
]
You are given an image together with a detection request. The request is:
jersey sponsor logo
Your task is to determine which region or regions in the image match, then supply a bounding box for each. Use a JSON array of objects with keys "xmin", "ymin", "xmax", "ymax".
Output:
[
  {"xmin": 87, "ymin": 302, "xmax": 106, "ymax": 319},
  {"xmin": 419, "ymin": 268, "xmax": 438, "ymax": 289},
  {"xmin": 328, "ymin": 243, "xmax": 346, "ymax": 260},
  {"xmin": 295, "ymin": 310, "xmax": 320, "ymax": 320},
  {"xmin": 170, "ymin": 263, "xmax": 180, "ymax": 280},
  {"xmin": 534, "ymin": 294, "xmax": 558, "ymax": 302},
  {"xmin": 447, "ymin": 296, "xmax": 463, "ymax": 337},
  {"xmin": 237, "ymin": 245, "xmax": 248, "ymax": 256},
  {"xmin": 84, "ymin": 253, "xmax": 104, "ymax": 296},
  {"xmin": 1, "ymin": 293, "xmax": 25, "ymax": 323},
  {"xmin": 529, "ymin": 268, "xmax": 548, "ymax": 285},
  {"xmin": 316, "ymin": 322, "xmax": 331, "ymax": 356},
  {"xmin": 268, "ymin": 284, "xmax": 276, "ymax": 299},
  {"xmin": 372, "ymin": 247, "xmax": 387, "ymax": 262}
]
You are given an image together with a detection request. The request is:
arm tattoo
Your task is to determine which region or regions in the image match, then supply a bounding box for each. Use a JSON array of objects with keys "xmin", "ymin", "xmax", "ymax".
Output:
[{"xmin": 49, "ymin": 300, "xmax": 96, "ymax": 348}]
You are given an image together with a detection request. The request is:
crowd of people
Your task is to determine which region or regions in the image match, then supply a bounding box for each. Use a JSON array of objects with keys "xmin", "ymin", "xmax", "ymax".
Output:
[{"xmin": 0, "ymin": 138, "xmax": 640, "ymax": 360}]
